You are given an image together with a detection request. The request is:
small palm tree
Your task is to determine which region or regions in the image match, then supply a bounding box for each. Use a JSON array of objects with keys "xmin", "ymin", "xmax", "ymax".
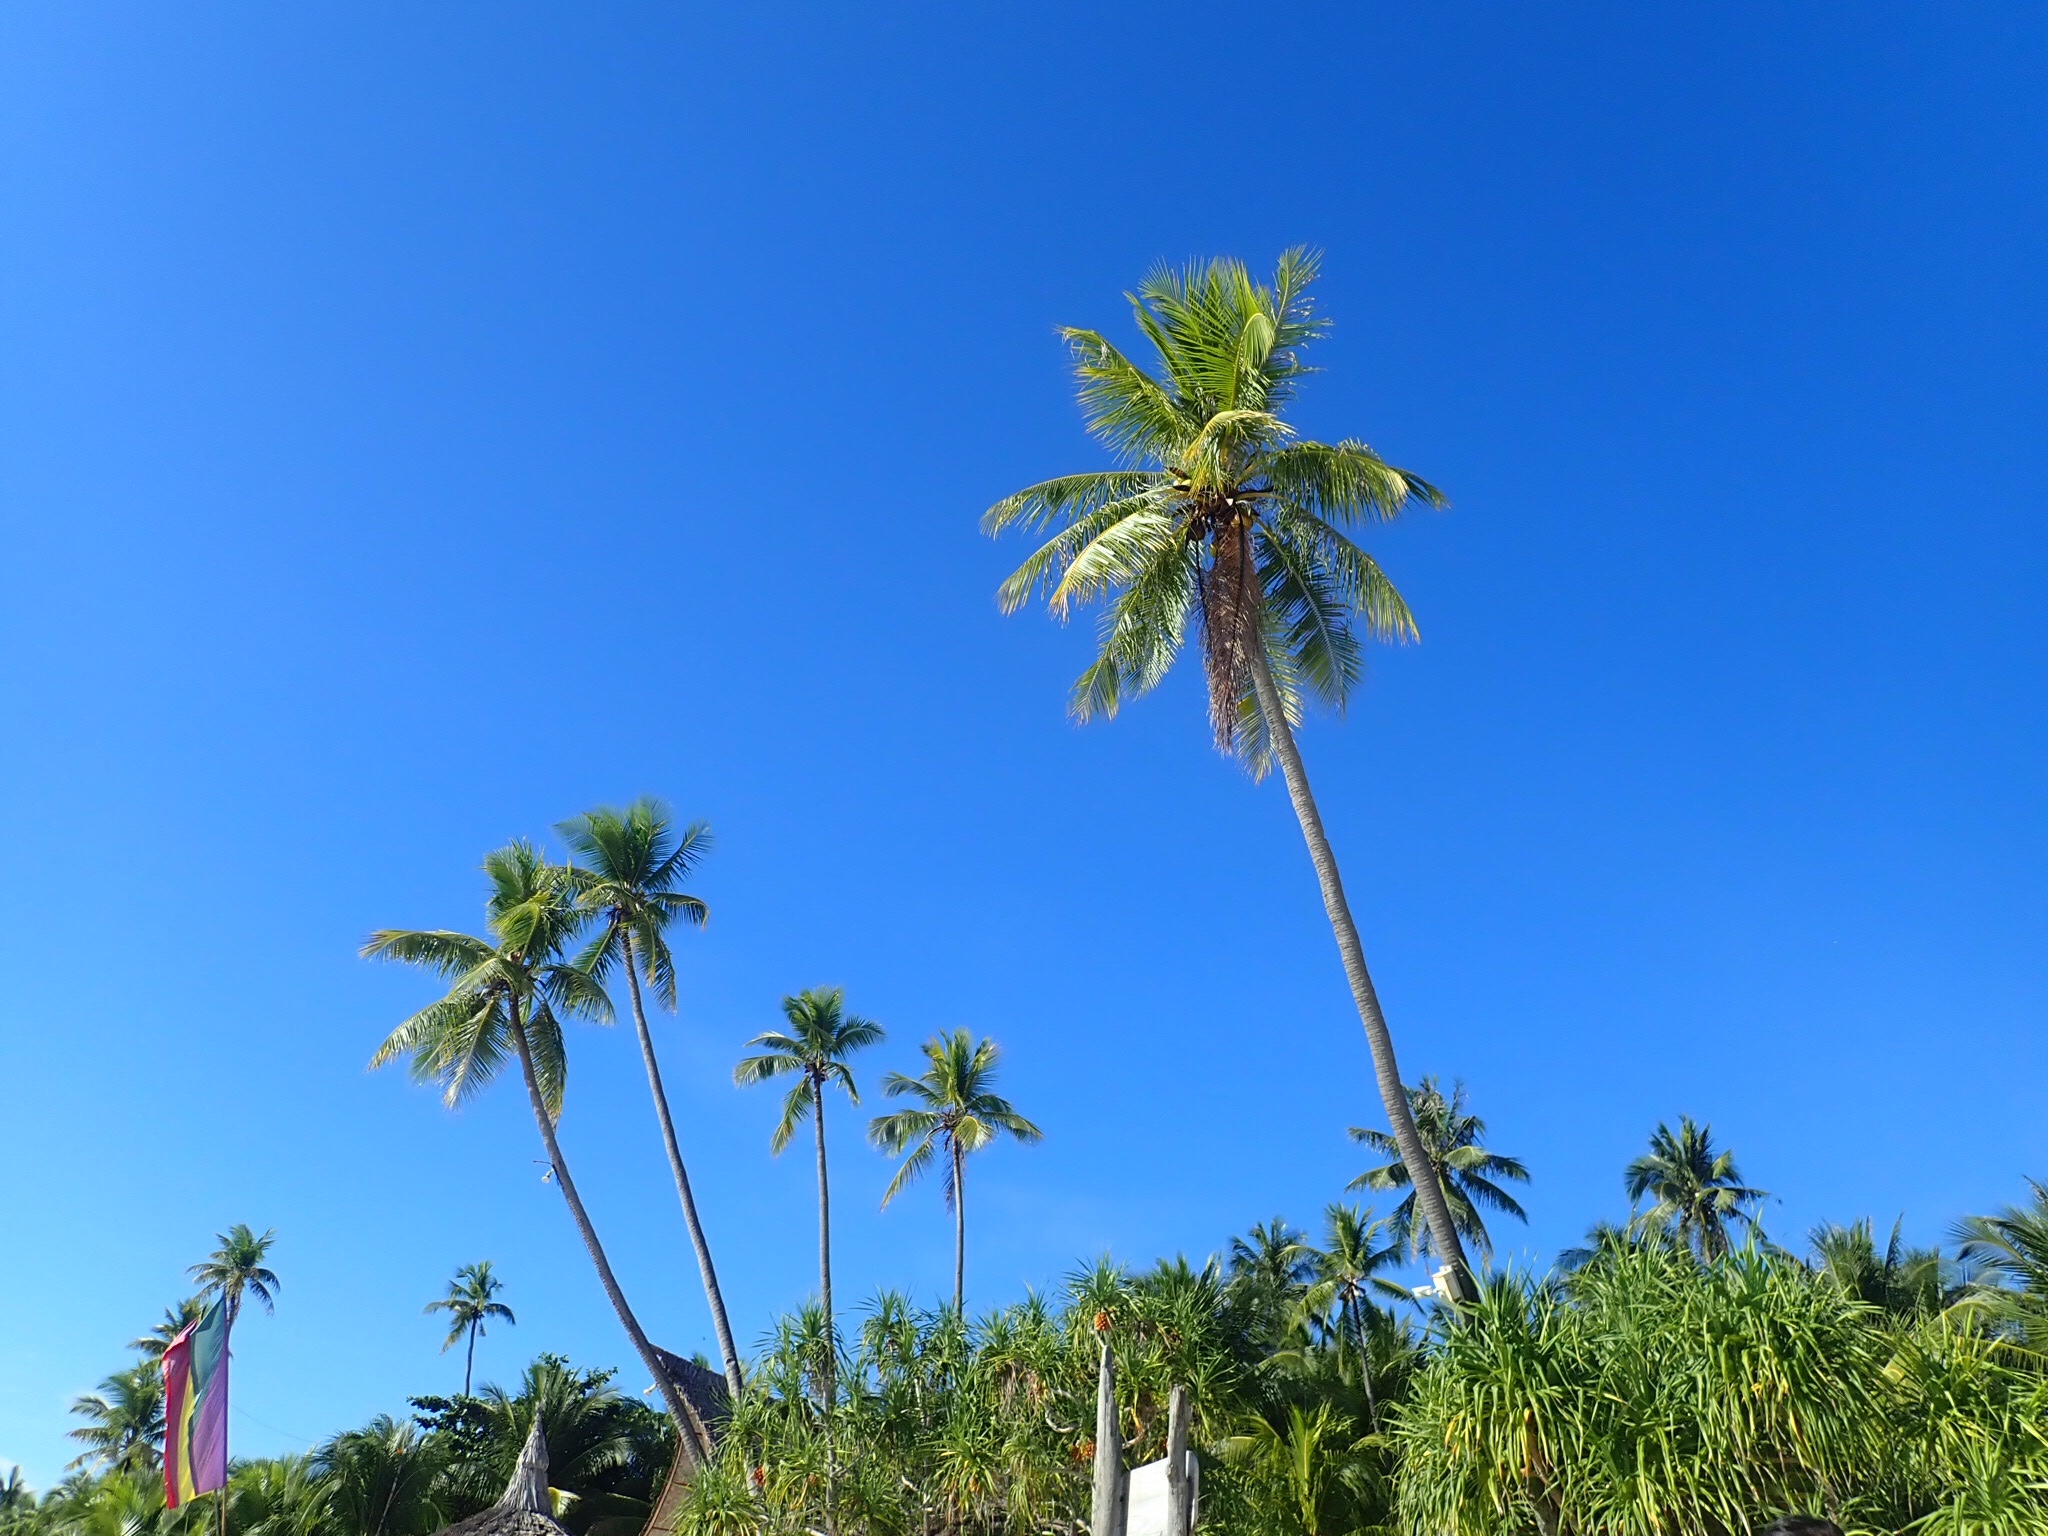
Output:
[
  {"xmin": 560, "ymin": 799, "xmax": 743, "ymax": 1400},
  {"xmin": 425, "ymin": 1261, "xmax": 516, "ymax": 1396},
  {"xmin": 734, "ymin": 986, "xmax": 883, "ymax": 1404},
  {"xmin": 1350, "ymin": 1078, "xmax": 1530, "ymax": 1261},
  {"xmin": 130, "ymin": 1298, "xmax": 207, "ymax": 1363},
  {"xmin": 365, "ymin": 841, "xmax": 707, "ymax": 1468},
  {"xmin": 1809, "ymin": 1218, "xmax": 1949, "ymax": 1318},
  {"xmin": 1624, "ymin": 1117, "xmax": 1764, "ymax": 1261},
  {"xmin": 67, "ymin": 1367, "xmax": 165, "ymax": 1474},
  {"xmin": 188, "ymin": 1224, "xmax": 279, "ymax": 1327},
  {"xmin": 1301, "ymin": 1203, "xmax": 1408, "ymax": 1428},
  {"xmin": 869, "ymin": 1030, "xmax": 1042, "ymax": 1313},
  {"xmin": 1952, "ymin": 1179, "xmax": 2048, "ymax": 1348},
  {"xmin": 983, "ymin": 251, "xmax": 1473, "ymax": 1295}
]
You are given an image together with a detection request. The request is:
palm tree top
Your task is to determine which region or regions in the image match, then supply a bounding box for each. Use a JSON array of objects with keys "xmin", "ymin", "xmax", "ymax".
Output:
[
  {"xmin": 734, "ymin": 986, "xmax": 885, "ymax": 1153},
  {"xmin": 1624, "ymin": 1116, "xmax": 1765, "ymax": 1259},
  {"xmin": 559, "ymin": 798, "xmax": 711, "ymax": 1011},
  {"xmin": 426, "ymin": 1260, "xmax": 517, "ymax": 1352},
  {"xmin": 983, "ymin": 249, "xmax": 1443, "ymax": 771},
  {"xmin": 365, "ymin": 841, "xmax": 614, "ymax": 1118},
  {"xmin": 869, "ymin": 1029, "xmax": 1043, "ymax": 1208},
  {"xmin": 1350, "ymin": 1077, "xmax": 1530, "ymax": 1258},
  {"xmin": 189, "ymin": 1223, "xmax": 280, "ymax": 1317}
]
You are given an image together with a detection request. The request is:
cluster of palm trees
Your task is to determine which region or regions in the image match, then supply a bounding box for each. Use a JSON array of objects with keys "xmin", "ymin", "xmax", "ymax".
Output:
[{"xmin": 364, "ymin": 802, "xmax": 1044, "ymax": 1467}]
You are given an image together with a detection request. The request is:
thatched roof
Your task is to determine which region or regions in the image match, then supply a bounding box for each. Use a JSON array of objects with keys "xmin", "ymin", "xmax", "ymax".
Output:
[
  {"xmin": 441, "ymin": 1416, "xmax": 573, "ymax": 1536},
  {"xmin": 639, "ymin": 1350, "xmax": 734, "ymax": 1536}
]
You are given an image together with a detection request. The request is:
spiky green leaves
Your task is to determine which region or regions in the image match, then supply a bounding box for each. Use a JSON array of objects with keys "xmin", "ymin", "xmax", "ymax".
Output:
[{"xmin": 986, "ymin": 252, "xmax": 1441, "ymax": 775}]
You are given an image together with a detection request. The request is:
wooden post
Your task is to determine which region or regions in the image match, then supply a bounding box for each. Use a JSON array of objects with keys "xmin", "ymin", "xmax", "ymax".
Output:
[
  {"xmin": 1090, "ymin": 1334, "xmax": 1123, "ymax": 1536},
  {"xmin": 1164, "ymin": 1384, "xmax": 1191, "ymax": 1536}
]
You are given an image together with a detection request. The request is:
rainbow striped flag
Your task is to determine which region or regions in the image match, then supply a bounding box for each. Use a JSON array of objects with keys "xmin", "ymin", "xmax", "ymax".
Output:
[{"xmin": 162, "ymin": 1298, "xmax": 230, "ymax": 1507}]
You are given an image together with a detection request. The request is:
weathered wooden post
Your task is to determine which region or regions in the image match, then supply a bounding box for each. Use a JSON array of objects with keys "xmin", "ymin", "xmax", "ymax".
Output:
[
  {"xmin": 1090, "ymin": 1315, "xmax": 1123, "ymax": 1536},
  {"xmin": 1164, "ymin": 1385, "xmax": 1192, "ymax": 1536}
]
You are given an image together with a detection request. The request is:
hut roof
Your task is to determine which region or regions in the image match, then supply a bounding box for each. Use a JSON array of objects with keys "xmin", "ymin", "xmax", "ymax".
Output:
[{"xmin": 441, "ymin": 1415, "xmax": 572, "ymax": 1536}]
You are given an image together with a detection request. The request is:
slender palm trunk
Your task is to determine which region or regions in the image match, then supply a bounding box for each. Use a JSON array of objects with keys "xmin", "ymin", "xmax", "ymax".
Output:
[
  {"xmin": 464, "ymin": 1322, "xmax": 477, "ymax": 1397},
  {"xmin": 505, "ymin": 995, "xmax": 709, "ymax": 1470},
  {"xmin": 813, "ymin": 1080, "xmax": 836, "ymax": 1404},
  {"xmin": 951, "ymin": 1139, "xmax": 966, "ymax": 1315},
  {"xmin": 1349, "ymin": 1295, "xmax": 1379, "ymax": 1431},
  {"xmin": 619, "ymin": 933, "xmax": 746, "ymax": 1402},
  {"xmin": 813, "ymin": 1081, "xmax": 838, "ymax": 1536},
  {"xmin": 1245, "ymin": 642, "xmax": 1475, "ymax": 1302}
]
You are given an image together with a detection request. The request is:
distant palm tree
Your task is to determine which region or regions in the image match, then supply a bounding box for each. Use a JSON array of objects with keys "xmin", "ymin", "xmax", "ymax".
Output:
[
  {"xmin": 983, "ymin": 251, "xmax": 1474, "ymax": 1296},
  {"xmin": 130, "ymin": 1298, "xmax": 207, "ymax": 1363},
  {"xmin": 1230, "ymin": 1217, "xmax": 1316, "ymax": 1292},
  {"xmin": 1809, "ymin": 1218, "xmax": 1948, "ymax": 1318},
  {"xmin": 67, "ymin": 1366, "xmax": 165, "ymax": 1474},
  {"xmin": 869, "ymin": 1030, "xmax": 1042, "ymax": 1313},
  {"xmin": 734, "ymin": 986, "xmax": 883, "ymax": 1404},
  {"xmin": 1350, "ymin": 1078, "xmax": 1530, "ymax": 1261},
  {"xmin": 313, "ymin": 1416, "xmax": 446, "ymax": 1536},
  {"xmin": 365, "ymin": 841, "xmax": 707, "ymax": 1469},
  {"xmin": 425, "ymin": 1262, "xmax": 516, "ymax": 1396},
  {"xmin": 1624, "ymin": 1117, "xmax": 1764, "ymax": 1261},
  {"xmin": 560, "ymin": 799, "xmax": 742, "ymax": 1401},
  {"xmin": 189, "ymin": 1224, "xmax": 280, "ymax": 1327},
  {"xmin": 1301, "ymin": 1204, "xmax": 1407, "ymax": 1428},
  {"xmin": 1953, "ymin": 1179, "xmax": 2048, "ymax": 1348},
  {"xmin": 0, "ymin": 1467, "xmax": 30, "ymax": 1514}
]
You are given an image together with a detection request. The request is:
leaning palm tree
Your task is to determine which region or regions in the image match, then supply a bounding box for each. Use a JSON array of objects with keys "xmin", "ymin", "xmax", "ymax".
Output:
[
  {"xmin": 869, "ymin": 1030, "xmax": 1042, "ymax": 1313},
  {"xmin": 1624, "ymin": 1116, "xmax": 1764, "ymax": 1261},
  {"xmin": 734, "ymin": 986, "xmax": 883, "ymax": 1403},
  {"xmin": 560, "ymin": 799, "xmax": 743, "ymax": 1400},
  {"xmin": 364, "ymin": 841, "xmax": 708, "ymax": 1467},
  {"xmin": 67, "ymin": 1366, "xmax": 165, "ymax": 1474},
  {"xmin": 425, "ymin": 1261, "xmax": 516, "ymax": 1396},
  {"xmin": 983, "ymin": 250, "xmax": 1473, "ymax": 1295},
  {"xmin": 189, "ymin": 1223, "xmax": 279, "ymax": 1327},
  {"xmin": 1349, "ymin": 1077, "xmax": 1530, "ymax": 1261}
]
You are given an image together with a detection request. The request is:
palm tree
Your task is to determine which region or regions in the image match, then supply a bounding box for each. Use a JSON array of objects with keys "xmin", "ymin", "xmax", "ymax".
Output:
[
  {"xmin": 560, "ymin": 800, "xmax": 743, "ymax": 1401},
  {"xmin": 188, "ymin": 1223, "xmax": 279, "ymax": 1327},
  {"xmin": 982, "ymin": 251, "xmax": 1473, "ymax": 1296},
  {"xmin": 1349, "ymin": 1077, "xmax": 1530, "ymax": 1261},
  {"xmin": 1624, "ymin": 1117, "xmax": 1764, "ymax": 1261},
  {"xmin": 365, "ymin": 841, "xmax": 708, "ymax": 1468},
  {"xmin": 734, "ymin": 986, "xmax": 883, "ymax": 1402},
  {"xmin": 130, "ymin": 1298, "xmax": 207, "ymax": 1363},
  {"xmin": 425, "ymin": 1261, "xmax": 516, "ymax": 1396},
  {"xmin": 1952, "ymin": 1179, "xmax": 2048, "ymax": 1348},
  {"xmin": 67, "ymin": 1366, "xmax": 165, "ymax": 1474},
  {"xmin": 1301, "ymin": 1203, "xmax": 1408, "ymax": 1427},
  {"xmin": 868, "ymin": 1030, "xmax": 1042, "ymax": 1313},
  {"xmin": 1809, "ymin": 1218, "xmax": 1949, "ymax": 1318},
  {"xmin": 313, "ymin": 1416, "xmax": 446, "ymax": 1536}
]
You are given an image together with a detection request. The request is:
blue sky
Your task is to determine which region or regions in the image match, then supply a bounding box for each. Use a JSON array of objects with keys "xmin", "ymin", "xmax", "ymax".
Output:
[{"xmin": 2, "ymin": 2, "xmax": 2043, "ymax": 1489}]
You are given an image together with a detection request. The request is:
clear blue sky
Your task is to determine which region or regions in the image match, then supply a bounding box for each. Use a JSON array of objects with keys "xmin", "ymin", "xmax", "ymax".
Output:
[{"xmin": 2, "ymin": 2, "xmax": 2042, "ymax": 1489}]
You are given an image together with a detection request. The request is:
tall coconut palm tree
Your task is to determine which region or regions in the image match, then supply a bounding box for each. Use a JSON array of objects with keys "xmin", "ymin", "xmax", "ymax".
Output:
[
  {"xmin": 1624, "ymin": 1117, "xmax": 1764, "ymax": 1261},
  {"xmin": 364, "ymin": 841, "xmax": 707, "ymax": 1468},
  {"xmin": 983, "ymin": 250, "xmax": 1473, "ymax": 1297},
  {"xmin": 188, "ymin": 1224, "xmax": 280, "ymax": 1328},
  {"xmin": 559, "ymin": 799, "xmax": 742, "ymax": 1400},
  {"xmin": 734, "ymin": 986, "xmax": 883, "ymax": 1403},
  {"xmin": 67, "ymin": 1367, "xmax": 165, "ymax": 1474},
  {"xmin": 1349, "ymin": 1077, "xmax": 1530, "ymax": 1262},
  {"xmin": 425, "ymin": 1261, "xmax": 516, "ymax": 1396},
  {"xmin": 869, "ymin": 1030, "xmax": 1042, "ymax": 1313}
]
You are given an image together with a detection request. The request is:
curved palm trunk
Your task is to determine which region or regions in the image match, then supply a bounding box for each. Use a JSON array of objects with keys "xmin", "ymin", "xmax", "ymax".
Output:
[
  {"xmin": 463, "ymin": 1322, "xmax": 477, "ymax": 1397},
  {"xmin": 951, "ymin": 1139, "xmax": 966, "ymax": 1315},
  {"xmin": 1246, "ymin": 643, "xmax": 1475, "ymax": 1302},
  {"xmin": 506, "ymin": 996, "xmax": 708, "ymax": 1471},
  {"xmin": 619, "ymin": 933, "xmax": 746, "ymax": 1401}
]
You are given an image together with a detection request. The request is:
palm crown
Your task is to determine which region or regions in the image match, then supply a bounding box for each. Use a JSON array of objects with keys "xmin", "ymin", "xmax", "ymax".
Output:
[
  {"xmin": 426, "ymin": 1261, "xmax": 516, "ymax": 1354},
  {"xmin": 188, "ymin": 1223, "xmax": 280, "ymax": 1322},
  {"xmin": 1350, "ymin": 1078, "xmax": 1530, "ymax": 1260},
  {"xmin": 365, "ymin": 841, "xmax": 613, "ymax": 1119},
  {"xmin": 983, "ymin": 248, "xmax": 1441, "ymax": 770},
  {"xmin": 735, "ymin": 987, "xmax": 886, "ymax": 1152},
  {"xmin": 559, "ymin": 799, "xmax": 711, "ymax": 1011},
  {"xmin": 869, "ymin": 1030, "xmax": 1044, "ymax": 1210},
  {"xmin": 1624, "ymin": 1116, "xmax": 1764, "ymax": 1260}
]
